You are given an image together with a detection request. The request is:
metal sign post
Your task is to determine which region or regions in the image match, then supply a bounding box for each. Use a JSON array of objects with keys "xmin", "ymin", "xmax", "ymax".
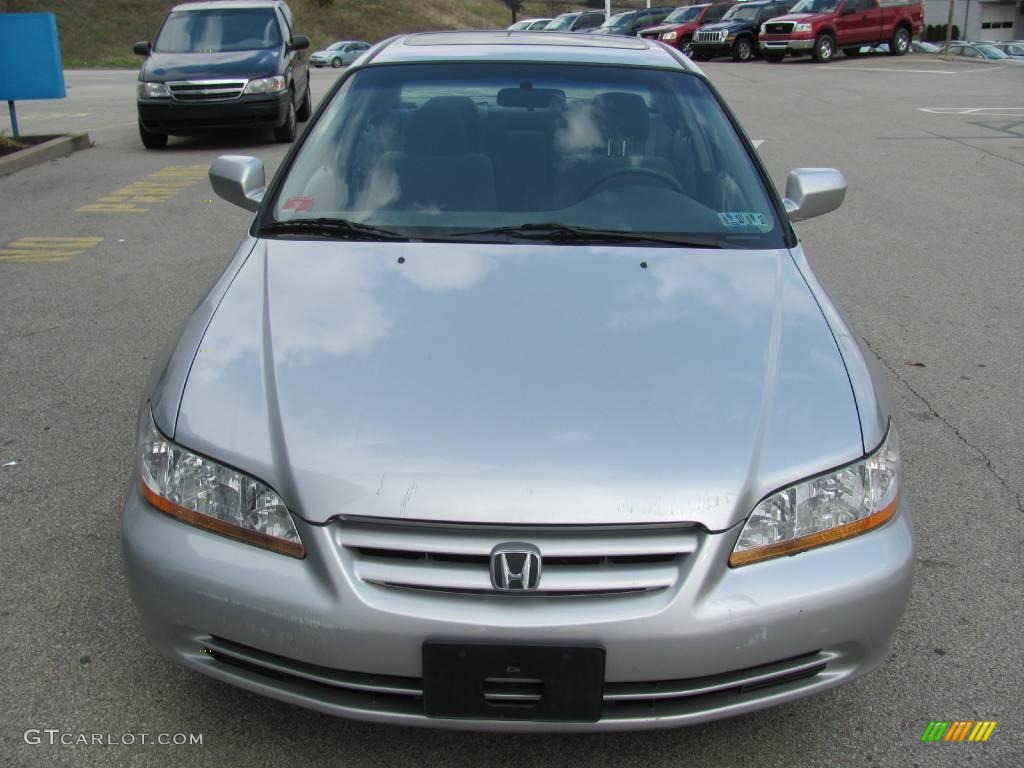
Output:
[{"xmin": 7, "ymin": 101, "xmax": 19, "ymax": 139}]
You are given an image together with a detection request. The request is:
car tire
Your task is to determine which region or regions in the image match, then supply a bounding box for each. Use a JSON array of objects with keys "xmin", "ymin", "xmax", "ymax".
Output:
[
  {"xmin": 274, "ymin": 97, "xmax": 297, "ymax": 143},
  {"xmin": 681, "ymin": 38, "xmax": 693, "ymax": 57},
  {"xmin": 331, "ymin": 57, "xmax": 342, "ymax": 68},
  {"xmin": 843, "ymin": 47, "xmax": 861, "ymax": 57},
  {"xmin": 813, "ymin": 33, "xmax": 835, "ymax": 62},
  {"xmin": 138, "ymin": 120, "xmax": 167, "ymax": 149},
  {"xmin": 764, "ymin": 51, "xmax": 785, "ymax": 62},
  {"xmin": 731, "ymin": 37, "xmax": 753, "ymax": 62},
  {"xmin": 296, "ymin": 81, "xmax": 312, "ymax": 122},
  {"xmin": 889, "ymin": 27, "xmax": 910, "ymax": 56}
]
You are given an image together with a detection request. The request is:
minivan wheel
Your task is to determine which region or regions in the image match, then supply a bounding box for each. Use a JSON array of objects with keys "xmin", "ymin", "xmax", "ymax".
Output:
[
  {"xmin": 890, "ymin": 27, "xmax": 910, "ymax": 56},
  {"xmin": 813, "ymin": 33, "xmax": 835, "ymax": 62},
  {"xmin": 331, "ymin": 57, "xmax": 342, "ymax": 68},
  {"xmin": 274, "ymin": 98, "xmax": 297, "ymax": 143},
  {"xmin": 296, "ymin": 81, "xmax": 312, "ymax": 122},
  {"xmin": 138, "ymin": 120, "xmax": 167, "ymax": 149},
  {"xmin": 732, "ymin": 37, "xmax": 753, "ymax": 61}
]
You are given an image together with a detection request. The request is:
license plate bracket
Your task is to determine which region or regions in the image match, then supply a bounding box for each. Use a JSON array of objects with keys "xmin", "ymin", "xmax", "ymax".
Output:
[{"xmin": 422, "ymin": 642, "xmax": 605, "ymax": 722}]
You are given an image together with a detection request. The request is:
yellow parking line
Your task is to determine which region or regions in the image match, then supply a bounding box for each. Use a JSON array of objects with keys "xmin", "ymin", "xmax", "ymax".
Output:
[
  {"xmin": 78, "ymin": 164, "xmax": 209, "ymax": 214},
  {"xmin": 0, "ymin": 237, "xmax": 104, "ymax": 263}
]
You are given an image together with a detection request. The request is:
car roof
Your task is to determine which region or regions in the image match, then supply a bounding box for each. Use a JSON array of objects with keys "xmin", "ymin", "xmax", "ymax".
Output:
[
  {"xmin": 170, "ymin": 0, "xmax": 283, "ymax": 10},
  {"xmin": 366, "ymin": 31, "xmax": 695, "ymax": 71}
]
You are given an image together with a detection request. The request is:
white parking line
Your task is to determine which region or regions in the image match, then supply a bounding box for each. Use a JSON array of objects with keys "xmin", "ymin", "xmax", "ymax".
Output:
[
  {"xmin": 817, "ymin": 66, "xmax": 958, "ymax": 74},
  {"xmin": 919, "ymin": 107, "xmax": 1024, "ymax": 117}
]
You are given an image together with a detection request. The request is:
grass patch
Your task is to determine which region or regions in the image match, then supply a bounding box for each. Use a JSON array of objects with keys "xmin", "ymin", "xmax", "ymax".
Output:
[{"xmin": 0, "ymin": 0, "xmax": 538, "ymax": 67}]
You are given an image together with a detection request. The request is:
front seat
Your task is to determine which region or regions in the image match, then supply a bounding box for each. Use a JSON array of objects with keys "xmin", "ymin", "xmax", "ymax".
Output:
[
  {"xmin": 554, "ymin": 91, "xmax": 674, "ymax": 208},
  {"xmin": 367, "ymin": 97, "xmax": 496, "ymax": 212}
]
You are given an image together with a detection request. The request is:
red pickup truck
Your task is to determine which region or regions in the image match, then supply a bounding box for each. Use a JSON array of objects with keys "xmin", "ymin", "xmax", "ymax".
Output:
[{"xmin": 758, "ymin": 0, "xmax": 923, "ymax": 63}]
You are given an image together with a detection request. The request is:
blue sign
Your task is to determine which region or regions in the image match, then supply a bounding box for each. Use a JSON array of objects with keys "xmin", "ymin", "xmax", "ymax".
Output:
[{"xmin": 0, "ymin": 13, "xmax": 66, "ymax": 101}]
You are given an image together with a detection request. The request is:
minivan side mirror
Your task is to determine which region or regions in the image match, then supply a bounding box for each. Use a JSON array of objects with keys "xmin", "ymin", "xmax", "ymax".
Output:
[
  {"xmin": 288, "ymin": 35, "xmax": 311, "ymax": 52},
  {"xmin": 210, "ymin": 155, "xmax": 266, "ymax": 212},
  {"xmin": 133, "ymin": 41, "xmax": 151, "ymax": 56},
  {"xmin": 782, "ymin": 168, "xmax": 847, "ymax": 221}
]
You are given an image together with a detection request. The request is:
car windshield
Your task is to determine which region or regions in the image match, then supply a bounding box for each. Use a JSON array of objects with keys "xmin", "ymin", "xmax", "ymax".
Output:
[
  {"xmin": 665, "ymin": 6, "xmax": 706, "ymax": 22},
  {"xmin": 1006, "ymin": 43, "xmax": 1024, "ymax": 55},
  {"xmin": 789, "ymin": 0, "xmax": 840, "ymax": 12},
  {"xmin": 154, "ymin": 8, "xmax": 282, "ymax": 53},
  {"xmin": 976, "ymin": 45, "xmax": 1008, "ymax": 59},
  {"xmin": 545, "ymin": 14, "xmax": 577, "ymax": 30},
  {"xmin": 602, "ymin": 12, "xmax": 636, "ymax": 28},
  {"xmin": 267, "ymin": 63, "xmax": 783, "ymax": 247},
  {"xmin": 723, "ymin": 5, "xmax": 762, "ymax": 22}
]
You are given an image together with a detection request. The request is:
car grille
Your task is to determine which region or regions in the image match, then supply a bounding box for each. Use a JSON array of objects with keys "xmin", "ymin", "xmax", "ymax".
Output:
[
  {"xmin": 335, "ymin": 519, "xmax": 700, "ymax": 597},
  {"xmin": 168, "ymin": 79, "xmax": 247, "ymax": 102},
  {"xmin": 200, "ymin": 635, "xmax": 833, "ymax": 721},
  {"xmin": 764, "ymin": 22, "xmax": 794, "ymax": 35},
  {"xmin": 695, "ymin": 30, "xmax": 725, "ymax": 43}
]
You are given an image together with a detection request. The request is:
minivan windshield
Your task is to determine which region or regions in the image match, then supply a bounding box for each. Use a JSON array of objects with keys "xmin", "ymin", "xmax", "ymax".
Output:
[
  {"xmin": 154, "ymin": 8, "xmax": 282, "ymax": 53},
  {"xmin": 544, "ymin": 14, "xmax": 579, "ymax": 31},
  {"xmin": 266, "ymin": 63, "xmax": 784, "ymax": 248},
  {"xmin": 601, "ymin": 12, "xmax": 636, "ymax": 28},
  {"xmin": 723, "ymin": 5, "xmax": 762, "ymax": 21}
]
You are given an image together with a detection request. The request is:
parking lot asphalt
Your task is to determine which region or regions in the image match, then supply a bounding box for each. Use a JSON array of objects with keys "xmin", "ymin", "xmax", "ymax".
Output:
[{"xmin": 1, "ymin": 57, "xmax": 1022, "ymax": 767}]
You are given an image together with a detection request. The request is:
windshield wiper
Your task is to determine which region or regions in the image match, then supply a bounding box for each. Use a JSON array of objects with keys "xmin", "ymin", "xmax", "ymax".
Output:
[
  {"xmin": 258, "ymin": 218, "xmax": 409, "ymax": 241},
  {"xmin": 445, "ymin": 222, "xmax": 723, "ymax": 248}
]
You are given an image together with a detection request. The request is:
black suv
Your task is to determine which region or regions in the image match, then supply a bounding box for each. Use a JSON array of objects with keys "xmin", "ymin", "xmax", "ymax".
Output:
[
  {"xmin": 592, "ymin": 7, "xmax": 677, "ymax": 36},
  {"xmin": 134, "ymin": 0, "xmax": 311, "ymax": 148},
  {"xmin": 690, "ymin": 0, "xmax": 794, "ymax": 61}
]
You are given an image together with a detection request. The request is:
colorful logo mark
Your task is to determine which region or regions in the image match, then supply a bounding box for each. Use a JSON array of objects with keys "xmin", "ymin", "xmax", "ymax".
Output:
[{"xmin": 921, "ymin": 721, "xmax": 997, "ymax": 742}]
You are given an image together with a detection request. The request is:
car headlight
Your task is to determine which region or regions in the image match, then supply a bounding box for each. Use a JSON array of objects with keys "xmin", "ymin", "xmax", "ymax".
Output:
[
  {"xmin": 663, "ymin": 31, "xmax": 677, "ymax": 41},
  {"xmin": 720, "ymin": 29, "xmax": 729, "ymax": 40},
  {"xmin": 243, "ymin": 76, "xmax": 287, "ymax": 95},
  {"xmin": 137, "ymin": 82, "xmax": 170, "ymax": 99},
  {"xmin": 137, "ymin": 410, "xmax": 304, "ymax": 557},
  {"xmin": 730, "ymin": 425, "xmax": 900, "ymax": 566},
  {"xmin": 794, "ymin": 22, "xmax": 813, "ymax": 33}
]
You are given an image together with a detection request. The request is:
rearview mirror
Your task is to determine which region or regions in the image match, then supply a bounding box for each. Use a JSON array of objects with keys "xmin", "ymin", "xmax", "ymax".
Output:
[
  {"xmin": 133, "ymin": 41, "xmax": 151, "ymax": 56},
  {"xmin": 782, "ymin": 168, "xmax": 847, "ymax": 221},
  {"xmin": 288, "ymin": 35, "xmax": 311, "ymax": 52},
  {"xmin": 209, "ymin": 155, "xmax": 266, "ymax": 212},
  {"xmin": 497, "ymin": 87, "xmax": 566, "ymax": 109}
]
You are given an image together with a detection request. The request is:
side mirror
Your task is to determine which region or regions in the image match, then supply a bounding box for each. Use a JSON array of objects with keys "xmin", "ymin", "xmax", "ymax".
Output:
[
  {"xmin": 133, "ymin": 41, "xmax": 151, "ymax": 56},
  {"xmin": 783, "ymin": 168, "xmax": 847, "ymax": 221},
  {"xmin": 209, "ymin": 155, "xmax": 266, "ymax": 212},
  {"xmin": 288, "ymin": 35, "xmax": 311, "ymax": 52}
]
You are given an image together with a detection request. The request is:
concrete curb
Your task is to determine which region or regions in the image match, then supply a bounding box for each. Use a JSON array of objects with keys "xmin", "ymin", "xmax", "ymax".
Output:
[{"xmin": 0, "ymin": 132, "xmax": 92, "ymax": 179}]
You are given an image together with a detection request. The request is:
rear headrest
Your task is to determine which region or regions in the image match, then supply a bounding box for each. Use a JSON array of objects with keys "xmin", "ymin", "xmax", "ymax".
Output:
[
  {"xmin": 405, "ymin": 96, "xmax": 480, "ymax": 155},
  {"xmin": 591, "ymin": 92, "xmax": 649, "ymax": 142}
]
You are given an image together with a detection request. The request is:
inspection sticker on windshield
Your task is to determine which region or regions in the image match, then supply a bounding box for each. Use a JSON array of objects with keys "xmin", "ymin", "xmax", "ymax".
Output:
[
  {"xmin": 282, "ymin": 196, "xmax": 314, "ymax": 213},
  {"xmin": 718, "ymin": 212, "xmax": 767, "ymax": 228}
]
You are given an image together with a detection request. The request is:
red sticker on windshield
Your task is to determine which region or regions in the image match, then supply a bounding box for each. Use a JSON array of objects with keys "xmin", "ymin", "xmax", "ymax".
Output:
[{"xmin": 283, "ymin": 196, "xmax": 314, "ymax": 212}]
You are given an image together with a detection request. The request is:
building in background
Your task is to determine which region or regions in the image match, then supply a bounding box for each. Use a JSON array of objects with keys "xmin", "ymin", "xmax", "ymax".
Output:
[{"xmin": 923, "ymin": 0, "xmax": 1022, "ymax": 41}]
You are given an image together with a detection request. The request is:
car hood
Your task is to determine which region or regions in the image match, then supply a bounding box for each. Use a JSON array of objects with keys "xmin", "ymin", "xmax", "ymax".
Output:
[
  {"xmin": 174, "ymin": 240, "xmax": 863, "ymax": 530},
  {"xmin": 140, "ymin": 48, "xmax": 279, "ymax": 82},
  {"xmin": 700, "ymin": 20, "xmax": 754, "ymax": 33},
  {"xmin": 647, "ymin": 22, "xmax": 701, "ymax": 35},
  {"xmin": 765, "ymin": 13, "xmax": 828, "ymax": 24}
]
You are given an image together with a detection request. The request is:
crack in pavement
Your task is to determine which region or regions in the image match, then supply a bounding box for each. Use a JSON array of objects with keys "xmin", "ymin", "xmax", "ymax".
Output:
[{"xmin": 861, "ymin": 336, "xmax": 1024, "ymax": 515}]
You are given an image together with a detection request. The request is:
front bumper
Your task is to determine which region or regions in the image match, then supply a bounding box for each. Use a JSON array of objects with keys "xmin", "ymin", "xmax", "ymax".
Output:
[
  {"xmin": 122, "ymin": 483, "xmax": 914, "ymax": 731},
  {"xmin": 137, "ymin": 92, "xmax": 289, "ymax": 136},
  {"xmin": 760, "ymin": 37, "xmax": 815, "ymax": 52},
  {"xmin": 690, "ymin": 41, "xmax": 733, "ymax": 56}
]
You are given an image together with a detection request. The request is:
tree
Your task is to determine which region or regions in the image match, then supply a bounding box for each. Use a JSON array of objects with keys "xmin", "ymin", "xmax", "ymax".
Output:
[{"xmin": 503, "ymin": 0, "xmax": 525, "ymax": 23}]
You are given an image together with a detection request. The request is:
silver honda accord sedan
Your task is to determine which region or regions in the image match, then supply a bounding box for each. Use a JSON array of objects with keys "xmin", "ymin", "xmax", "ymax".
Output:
[{"xmin": 122, "ymin": 30, "xmax": 914, "ymax": 731}]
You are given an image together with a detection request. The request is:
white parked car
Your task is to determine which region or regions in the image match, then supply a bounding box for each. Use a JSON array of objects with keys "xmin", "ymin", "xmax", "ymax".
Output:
[{"xmin": 310, "ymin": 40, "xmax": 371, "ymax": 68}]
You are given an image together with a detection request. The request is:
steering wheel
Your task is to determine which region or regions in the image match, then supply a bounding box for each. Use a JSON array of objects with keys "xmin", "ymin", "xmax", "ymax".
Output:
[{"xmin": 580, "ymin": 166, "xmax": 685, "ymax": 200}]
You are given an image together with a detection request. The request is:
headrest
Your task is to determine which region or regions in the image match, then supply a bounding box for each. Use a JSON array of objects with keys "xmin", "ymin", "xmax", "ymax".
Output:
[
  {"xmin": 591, "ymin": 92, "xmax": 649, "ymax": 142},
  {"xmin": 405, "ymin": 96, "xmax": 480, "ymax": 155}
]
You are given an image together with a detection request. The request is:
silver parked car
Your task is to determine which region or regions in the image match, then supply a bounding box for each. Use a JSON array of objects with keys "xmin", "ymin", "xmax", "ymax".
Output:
[
  {"xmin": 123, "ymin": 30, "xmax": 914, "ymax": 731},
  {"xmin": 310, "ymin": 39, "xmax": 371, "ymax": 68}
]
